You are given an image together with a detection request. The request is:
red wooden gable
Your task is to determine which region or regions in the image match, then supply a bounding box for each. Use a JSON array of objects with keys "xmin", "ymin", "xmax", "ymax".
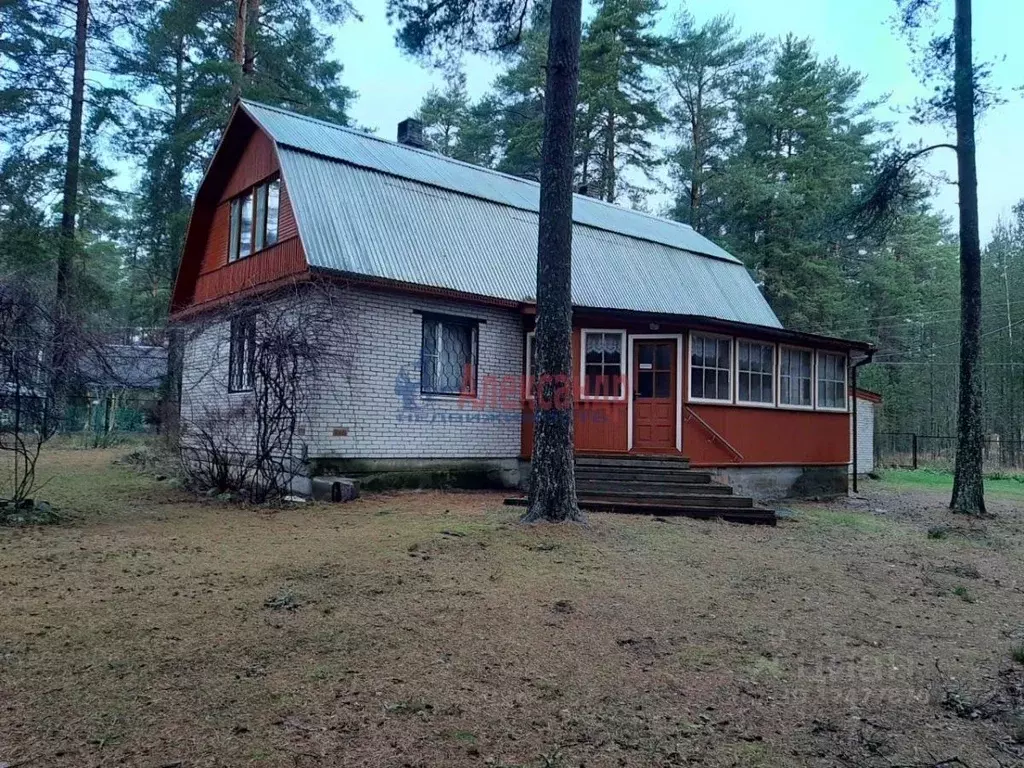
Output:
[{"xmin": 171, "ymin": 108, "xmax": 308, "ymax": 317}]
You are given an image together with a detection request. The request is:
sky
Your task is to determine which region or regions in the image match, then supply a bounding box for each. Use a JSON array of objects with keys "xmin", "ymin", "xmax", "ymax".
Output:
[{"xmin": 331, "ymin": 0, "xmax": 1023, "ymax": 243}]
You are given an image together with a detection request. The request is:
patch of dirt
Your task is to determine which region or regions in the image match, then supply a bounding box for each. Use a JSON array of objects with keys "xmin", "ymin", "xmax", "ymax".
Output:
[{"xmin": 1, "ymin": 449, "xmax": 1023, "ymax": 767}]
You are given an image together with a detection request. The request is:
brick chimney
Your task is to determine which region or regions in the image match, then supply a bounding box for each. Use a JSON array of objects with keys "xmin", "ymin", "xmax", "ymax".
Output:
[{"xmin": 397, "ymin": 118, "xmax": 426, "ymax": 149}]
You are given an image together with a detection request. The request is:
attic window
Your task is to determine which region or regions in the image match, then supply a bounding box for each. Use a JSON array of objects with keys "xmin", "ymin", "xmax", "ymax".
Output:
[{"xmin": 229, "ymin": 177, "xmax": 281, "ymax": 262}]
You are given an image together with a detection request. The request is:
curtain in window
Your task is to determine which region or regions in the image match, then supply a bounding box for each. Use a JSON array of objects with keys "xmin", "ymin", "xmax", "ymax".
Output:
[{"xmin": 584, "ymin": 332, "xmax": 622, "ymax": 396}]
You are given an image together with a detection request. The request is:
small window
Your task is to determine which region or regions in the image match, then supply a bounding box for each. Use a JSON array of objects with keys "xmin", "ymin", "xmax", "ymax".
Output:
[
  {"xmin": 582, "ymin": 330, "xmax": 624, "ymax": 398},
  {"xmin": 779, "ymin": 347, "xmax": 812, "ymax": 407},
  {"xmin": 228, "ymin": 315, "xmax": 256, "ymax": 392},
  {"xmin": 690, "ymin": 333, "xmax": 732, "ymax": 402},
  {"xmin": 227, "ymin": 177, "xmax": 281, "ymax": 261},
  {"xmin": 737, "ymin": 340, "xmax": 774, "ymax": 405},
  {"xmin": 817, "ymin": 352, "xmax": 848, "ymax": 410},
  {"xmin": 421, "ymin": 315, "xmax": 477, "ymax": 396}
]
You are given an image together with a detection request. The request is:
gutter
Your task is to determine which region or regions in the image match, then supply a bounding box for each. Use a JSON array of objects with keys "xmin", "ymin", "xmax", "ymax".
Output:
[{"xmin": 851, "ymin": 350, "xmax": 876, "ymax": 493}]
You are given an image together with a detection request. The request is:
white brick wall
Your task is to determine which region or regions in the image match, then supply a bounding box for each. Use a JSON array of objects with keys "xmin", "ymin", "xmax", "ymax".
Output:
[
  {"xmin": 305, "ymin": 285, "xmax": 524, "ymax": 460},
  {"xmin": 851, "ymin": 396, "xmax": 875, "ymax": 474},
  {"xmin": 180, "ymin": 284, "xmax": 526, "ymax": 465}
]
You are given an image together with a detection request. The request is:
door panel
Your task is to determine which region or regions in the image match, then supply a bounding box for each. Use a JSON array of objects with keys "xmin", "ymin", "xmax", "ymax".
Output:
[{"xmin": 633, "ymin": 339, "xmax": 677, "ymax": 451}]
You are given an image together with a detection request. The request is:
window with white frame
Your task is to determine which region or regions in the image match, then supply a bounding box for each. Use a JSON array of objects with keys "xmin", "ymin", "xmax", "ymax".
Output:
[
  {"xmin": 420, "ymin": 314, "xmax": 477, "ymax": 395},
  {"xmin": 778, "ymin": 347, "xmax": 812, "ymax": 407},
  {"xmin": 582, "ymin": 330, "xmax": 624, "ymax": 398},
  {"xmin": 817, "ymin": 351, "xmax": 848, "ymax": 409},
  {"xmin": 736, "ymin": 340, "xmax": 774, "ymax": 404},
  {"xmin": 228, "ymin": 315, "xmax": 256, "ymax": 392},
  {"xmin": 690, "ymin": 334, "xmax": 732, "ymax": 402}
]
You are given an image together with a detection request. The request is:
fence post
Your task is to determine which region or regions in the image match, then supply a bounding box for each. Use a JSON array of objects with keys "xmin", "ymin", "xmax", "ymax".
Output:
[{"xmin": 912, "ymin": 433, "xmax": 918, "ymax": 470}]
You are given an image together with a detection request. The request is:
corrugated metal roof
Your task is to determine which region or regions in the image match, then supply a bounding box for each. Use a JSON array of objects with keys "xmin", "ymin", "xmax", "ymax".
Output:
[{"xmin": 242, "ymin": 100, "xmax": 782, "ymax": 329}]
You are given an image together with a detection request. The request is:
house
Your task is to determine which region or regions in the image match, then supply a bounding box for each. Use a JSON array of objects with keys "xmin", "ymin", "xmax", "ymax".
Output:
[
  {"xmin": 75, "ymin": 344, "xmax": 168, "ymax": 435},
  {"xmin": 170, "ymin": 100, "xmax": 874, "ymax": 505}
]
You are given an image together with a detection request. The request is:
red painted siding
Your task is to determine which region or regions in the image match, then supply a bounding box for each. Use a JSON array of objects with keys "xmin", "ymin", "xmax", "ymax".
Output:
[
  {"xmin": 683, "ymin": 406, "xmax": 850, "ymax": 466},
  {"xmin": 520, "ymin": 315, "xmax": 853, "ymax": 467},
  {"xmin": 172, "ymin": 111, "xmax": 309, "ymax": 316}
]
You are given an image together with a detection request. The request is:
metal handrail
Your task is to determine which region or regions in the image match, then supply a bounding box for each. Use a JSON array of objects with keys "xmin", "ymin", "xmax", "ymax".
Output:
[{"xmin": 684, "ymin": 406, "xmax": 744, "ymax": 461}]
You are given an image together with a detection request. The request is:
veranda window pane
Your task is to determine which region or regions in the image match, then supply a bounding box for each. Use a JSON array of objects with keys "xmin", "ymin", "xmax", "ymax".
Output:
[
  {"xmin": 717, "ymin": 371, "xmax": 730, "ymax": 401},
  {"xmin": 690, "ymin": 369, "xmax": 703, "ymax": 398}
]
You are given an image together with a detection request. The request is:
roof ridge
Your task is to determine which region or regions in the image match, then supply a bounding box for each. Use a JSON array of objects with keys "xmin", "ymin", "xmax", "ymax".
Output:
[{"xmin": 239, "ymin": 99, "xmax": 698, "ymax": 233}]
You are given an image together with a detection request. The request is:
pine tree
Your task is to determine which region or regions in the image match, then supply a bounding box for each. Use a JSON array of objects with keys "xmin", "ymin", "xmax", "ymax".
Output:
[
  {"xmin": 714, "ymin": 36, "xmax": 878, "ymax": 331},
  {"xmin": 576, "ymin": 0, "xmax": 665, "ymax": 203},
  {"xmin": 414, "ymin": 72, "xmax": 500, "ymax": 165},
  {"xmin": 663, "ymin": 13, "xmax": 764, "ymax": 232},
  {"xmin": 389, "ymin": 0, "xmax": 585, "ymax": 523}
]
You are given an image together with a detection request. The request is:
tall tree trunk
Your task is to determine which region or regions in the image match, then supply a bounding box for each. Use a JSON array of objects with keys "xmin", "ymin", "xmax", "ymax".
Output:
[
  {"xmin": 162, "ymin": 35, "xmax": 187, "ymax": 443},
  {"xmin": 244, "ymin": 0, "xmax": 260, "ymax": 75},
  {"xmin": 232, "ymin": 0, "xmax": 248, "ymax": 99},
  {"xmin": 689, "ymin": 81, "xmax": 704, "ymax": 228},
  {"xmin": 950, "ymin": 0, "xmax": 986, "ymax": 515},
  {"xmin": 524, "ymin": 0, "xmax": 583, "ymax": 524},
  {"xmin": 53, "ymin": 0, "xmax": 89, "ymax": 415},
  {"xmin": 602, "ymin": 109, "xmax": 615, "ymax": 202}
]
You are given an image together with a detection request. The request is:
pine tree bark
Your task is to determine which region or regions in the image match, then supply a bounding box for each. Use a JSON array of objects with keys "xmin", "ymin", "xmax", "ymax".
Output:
[
  {"xmin": 523, "ymin": 0, "xmax": 583, "ymax": 524},
  {"xmin": 244, "ymin": 0, "xmax": 260, "ymax": 75},
  {"xmin": 53, "ymin": 0, "xmax": 89, "ymax": 412},
  {"xmin": 162, "ymin": 36, "xmax": 187, "ymax": 443},
  {"xmin": 949, "ymin": 0, "xmax": 986, "ymax": 515},
  {"xmin": 232, "ymin": 0, "xmax": 248, "ymax": 99}
]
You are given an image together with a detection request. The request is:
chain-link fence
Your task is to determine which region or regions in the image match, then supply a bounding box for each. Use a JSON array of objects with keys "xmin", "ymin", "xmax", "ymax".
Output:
[{"xmin": 876, "ymin": 432, "xmax": 1024, "ymax": 473}]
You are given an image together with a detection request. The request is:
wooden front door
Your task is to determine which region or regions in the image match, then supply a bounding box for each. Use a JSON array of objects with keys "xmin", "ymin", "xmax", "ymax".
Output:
[{"xmin": 632, "ymin": 339, "xmax": 677, "ymax": 451}]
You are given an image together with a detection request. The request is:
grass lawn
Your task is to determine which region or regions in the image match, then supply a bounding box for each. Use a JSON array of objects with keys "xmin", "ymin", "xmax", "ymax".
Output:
[
  {"xmin": 2, "ymin": 448, "xmax": 1023, "ymax": 767},
  {"xmin": 879, "ymin": 468, "xmax": 1024, "ymax": 500}
]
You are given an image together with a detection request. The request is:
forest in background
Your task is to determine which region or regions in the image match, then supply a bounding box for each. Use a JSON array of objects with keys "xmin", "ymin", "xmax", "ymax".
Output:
[{"xmin": 1, "ymin": 0, "xmax": 1021, "ymax": 453}]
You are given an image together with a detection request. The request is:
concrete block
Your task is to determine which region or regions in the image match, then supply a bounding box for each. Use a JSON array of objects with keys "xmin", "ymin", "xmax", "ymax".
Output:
[{"xmin": 311, "ymin": 476, "xmax": 360, "ymax": 503}]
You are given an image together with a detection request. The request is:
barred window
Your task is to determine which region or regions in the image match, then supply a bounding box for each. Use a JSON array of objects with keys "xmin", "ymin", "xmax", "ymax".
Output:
[
  {"xmin": 228, "ymin": 315, "xmax": 256, "ymax": 392},
  {"xmin": 737, "ymin": 340, "xmax": 774, "ymax": 404},
  {"xmin": 817, "ymin": 351, "xmax": 848, "ymax": 410},
  {"xmin": 779, "ymin": 347, "xmax": 812, "ymax": 407},
  {"xmin": 690, "ymin": 334, "xmax": 732, "ymax": 402},
  {"xmin": 421, "ymin": 315, "xmax": 477, "ymax": 395},
  {"xmin": 582, "ymin": 331, "xmax": 624, "ymax": 398}
]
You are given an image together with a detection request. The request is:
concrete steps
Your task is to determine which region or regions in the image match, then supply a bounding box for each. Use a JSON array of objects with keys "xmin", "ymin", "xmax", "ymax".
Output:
[
  {"xmin": 504, "ymin": 454, "xmax": 775, "ymax": 525},
  {"xmin": 503, "ymin": 496, "xmax": 775, "ymax": 525}
]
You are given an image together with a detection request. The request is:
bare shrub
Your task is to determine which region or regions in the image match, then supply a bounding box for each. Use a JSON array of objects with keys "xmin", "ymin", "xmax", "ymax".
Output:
[
  {"xmin": 178, "ymin": 280, "xmax": 349, "ymax": 503},
  {"xmin": 0, "ymin": 279, "xmax": 60, "ymax": 515}
]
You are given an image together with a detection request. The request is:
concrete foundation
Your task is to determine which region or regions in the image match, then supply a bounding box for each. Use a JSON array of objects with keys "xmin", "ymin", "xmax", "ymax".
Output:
[
  {"xmin": 309, "ymin": 456, "xmax": 522, "ymax": 491},
  {"xmin": 711, "ymin": 465, "xmax": 849, "ymax": 502}
]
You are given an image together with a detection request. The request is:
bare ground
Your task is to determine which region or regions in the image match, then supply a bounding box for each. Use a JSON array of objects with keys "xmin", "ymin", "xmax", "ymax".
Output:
[{"xmin": 1, "ymin": 449, "xmax": 1023, "ymax": 768}]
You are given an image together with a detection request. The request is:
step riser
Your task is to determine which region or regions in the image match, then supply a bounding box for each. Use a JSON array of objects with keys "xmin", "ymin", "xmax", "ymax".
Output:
[
  {"xmin": 576, "ymin": 459, "xmax": 691, "ymax": 470},
  {"xmin": 503, "ymin": 498, "xmax": 774, "ymax": 525},
  {"xmin": 575, "ymin": 464, "xmax": 706, "ymax": 475},
  {"xmin": 576, "ymin": 481, "xmax": 732, "ymax": 495},
  {"xmin": 575, "ymin": 471, "xmax": 713, "ymax": 484},
  {"xmin": 577, "ymin": 493, "xmax": 754, "ymax": 509}
]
